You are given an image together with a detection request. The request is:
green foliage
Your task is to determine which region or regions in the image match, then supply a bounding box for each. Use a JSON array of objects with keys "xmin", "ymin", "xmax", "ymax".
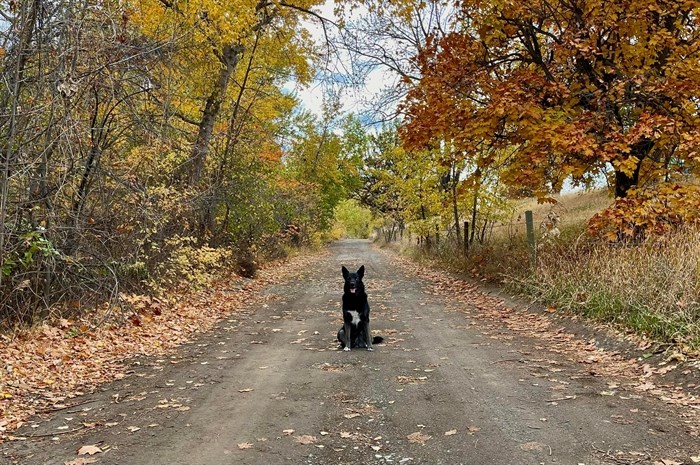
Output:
[
  {"xmin": 1, "ymin": 230, "xmax": 59, "ymax": 277},
  {"xmin": 334, "ymin": 199, "xmax": 373, "ymax": 238},
  {"xmin": 283, "ymin": 108, "xmax": 358, "ymax": 231},
  {"xmin": 355, "ymin": 123, "xmax": 512, "ymax": 247}
]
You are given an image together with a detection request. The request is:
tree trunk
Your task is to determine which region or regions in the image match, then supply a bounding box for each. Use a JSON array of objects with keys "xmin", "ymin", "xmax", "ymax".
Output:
[
  {"xmin": 187, "ymin": 44, "xmax": 244, "ymax": 186},
  {"xmin": 614, "ymin": 138, "xmax": 651, "ymax": 198},
  {"xmin": 0, "ymin": 0, "xmax": 39, "ymax": 288},
  {"xmin": 73, "ymin": 144, "xmax": 101, "ymax": 225},
  {"xmin": 450, "ymin": 165, "xmax": 461, "ymax": 246},
  {"xmin": 469, "ymin": 187, "xmax": 479, "ymax": 245}
]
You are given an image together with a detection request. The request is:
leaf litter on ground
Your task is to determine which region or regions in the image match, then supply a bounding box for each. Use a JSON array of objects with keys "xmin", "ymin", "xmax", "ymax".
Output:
[{"xmin": 0, "ymin": 251, "xmax": 325, "ymax": 442}]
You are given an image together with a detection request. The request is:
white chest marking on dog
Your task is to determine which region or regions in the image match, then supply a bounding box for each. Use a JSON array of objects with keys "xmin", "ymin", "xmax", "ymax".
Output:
[{"xmin": 348, "ymin": 310, "xmax": 360, "ymax": 326}]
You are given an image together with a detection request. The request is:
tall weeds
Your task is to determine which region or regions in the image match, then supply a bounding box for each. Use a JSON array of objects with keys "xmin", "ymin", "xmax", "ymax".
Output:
[{"xmin": 515, "ymin": 229, "xmax": 700, "ymax": 350}]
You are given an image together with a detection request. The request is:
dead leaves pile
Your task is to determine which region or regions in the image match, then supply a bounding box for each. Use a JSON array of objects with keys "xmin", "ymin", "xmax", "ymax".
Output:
[{"xmin": 0, "ymin": 251, "xmax": 324, "ymax": 441}]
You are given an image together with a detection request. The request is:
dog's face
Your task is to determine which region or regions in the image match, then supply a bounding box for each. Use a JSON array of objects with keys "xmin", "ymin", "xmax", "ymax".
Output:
[{"xmin": 342, "ymin": 265, "xmax": 365, "ymax": 295}]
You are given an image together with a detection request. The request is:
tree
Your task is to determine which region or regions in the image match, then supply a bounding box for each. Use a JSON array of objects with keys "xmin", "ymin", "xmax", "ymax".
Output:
[
  {"xmin": 131, "ymin": 0, "xmax": 323, "ymax": 186},
  {"xmin": 334, "ymin": 0, "xmax": 455, "ymax": 122},
  {"xmin": 401, "ymin": 0, "xmax": 700, "ymax": 236},
  {"xmin": 0, "ymin": 0, "xmax": 344, "ymax": 324},
  {"xmin": 0, "ymin": 0, "xmax": 165, "ymax": 321},
  {"xmin": 284, "ymin": 103, "xmax": 346, "ymax": 230}
]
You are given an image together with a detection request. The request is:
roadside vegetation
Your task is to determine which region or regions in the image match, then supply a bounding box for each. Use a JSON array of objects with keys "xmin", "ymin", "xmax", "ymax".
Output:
[
  {"xmin": 393, "ymin": 190, "xmax": 700, "ymax": 354},
  {"xmin": 0, "ymin": 0, "xmax": 373, "ymax": 329},
  {"xmin": 1, "ymin": 0, "xmax": 699, "ymax": 358}
]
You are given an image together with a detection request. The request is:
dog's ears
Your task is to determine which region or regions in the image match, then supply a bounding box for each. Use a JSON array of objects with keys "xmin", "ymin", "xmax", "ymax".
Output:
[{"xmin": 342, "ymin": 265, "xmax": 365, "ymax": 279}]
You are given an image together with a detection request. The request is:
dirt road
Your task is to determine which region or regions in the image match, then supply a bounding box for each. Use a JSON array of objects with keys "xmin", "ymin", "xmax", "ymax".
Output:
[{"xmin": 3, "ymin": 240, "xmax": 699, "ymax": 465}]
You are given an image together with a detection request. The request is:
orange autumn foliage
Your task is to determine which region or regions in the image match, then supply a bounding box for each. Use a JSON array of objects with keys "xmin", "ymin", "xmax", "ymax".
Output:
[{"xmin": 400, "ymin": 0, "xmax": 700, "ymax": 237}]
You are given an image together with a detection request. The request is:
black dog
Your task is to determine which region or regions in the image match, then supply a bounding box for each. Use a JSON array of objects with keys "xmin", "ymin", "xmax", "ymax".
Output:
[{"xmin": 337, "ymin": 265, "xmax": 383, "ymax": 351}]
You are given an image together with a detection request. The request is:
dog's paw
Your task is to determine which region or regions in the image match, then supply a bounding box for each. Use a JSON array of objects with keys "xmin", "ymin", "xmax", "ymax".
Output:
[
  {"xmin": 367, "ymin": 347, "xmax": 373, "ymax": 352},
  {"xmin": 343, "ymin": 346, "xmax": 351, "ymax": 352}
]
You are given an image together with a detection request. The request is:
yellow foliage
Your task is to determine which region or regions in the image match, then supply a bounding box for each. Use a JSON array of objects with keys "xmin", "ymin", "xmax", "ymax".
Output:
[
  {"xmin": 589, "ymin": 183, "xmax": 700, "ymax": 240},
  {"xmin": 156, "ymin": 236, "xmax": 233, "ymax": 290}
]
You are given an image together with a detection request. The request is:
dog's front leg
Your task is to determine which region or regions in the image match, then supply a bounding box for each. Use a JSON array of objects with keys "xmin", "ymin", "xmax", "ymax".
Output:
[
  {"xmin": 366, "ymin": 321, "xmax": 373, "ymax": 351},
  {"xmin": 343, "ymin": 322, "xmax": 352, "ymax": 352}
]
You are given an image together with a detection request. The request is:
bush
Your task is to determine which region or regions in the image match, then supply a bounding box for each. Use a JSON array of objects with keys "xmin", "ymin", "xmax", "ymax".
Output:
[{"xmin": 333, "ymin": 200, "xmax": 373, "ymax": 239}]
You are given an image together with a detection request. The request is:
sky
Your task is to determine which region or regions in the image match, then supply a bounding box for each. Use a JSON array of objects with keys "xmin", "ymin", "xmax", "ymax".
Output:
[{"xmin": 283, "ymin": 0, "xmax": 394, "ymax": 121}]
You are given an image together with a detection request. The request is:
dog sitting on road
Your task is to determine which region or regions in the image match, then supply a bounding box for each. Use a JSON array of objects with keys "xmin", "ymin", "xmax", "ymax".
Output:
[{"xmin": 337, "ymin": 265, "xmax": 383, "ymax": 351}]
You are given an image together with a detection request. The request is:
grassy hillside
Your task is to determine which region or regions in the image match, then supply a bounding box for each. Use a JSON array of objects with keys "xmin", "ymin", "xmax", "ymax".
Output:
[{"xmin": 516, "ymin": 189, "xmax": 612, "ymax": 229}]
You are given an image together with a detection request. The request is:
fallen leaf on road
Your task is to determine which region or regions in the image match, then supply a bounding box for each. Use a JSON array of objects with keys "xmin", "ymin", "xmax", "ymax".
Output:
[
  {"xmin": 444, "ymin": 429, "xmax": 457, "ymax": 436},
  {"xmin": 635, "ymin": 382, "xmax": 656, "ymax": 392},
  {"xmin": 407, "ymin": 432, "xmax": 431, "ymax": 444},
  {"xmin": 320, "ymin": 431, "xmax": 329, "ymax": 435},
  {"xmin": 690, "ymin": 456, "xmax": 700, "ymax": 463},
  {"xmin": 397, "ymin": 376, "xmax": 426, "ymax": 385},
  {"xmin": 344, "ymin": 413, "xmax": 361, "ymax": 419},
  {"xmin": 295, "ymin": 435, "xmax": 317, "ymax": 445},
  {"xmin": 655, "ymin": 460, "xmax": 682, "ymax": 465},
  {"xmin": 127, "ymin": 426, "xmax": 140, "ymax": 432},
  {"xmin": 64, "ymin": 458, "xmax": 97, "ymax": 465},
  {"xmin": 77, "ymin": 445, "xmax": 102, "ymax": 456},
  {"xmin": 238, "ymin": 388, "xmax": 254, "ymax": 393},
  {"xmin": 282, "ymin": 429, "xmax": 295, "ymax": 435},
  {"xmin": 237, "ymin": 442, "xmax": 253, "ymax": 450},
  {"xmin": 340, "ymin": 431, "xmax": 352, "ymax": 438},
  {"xmin": 371, "ymin": 445, "xmax": 382, "ymax": 451},
  {"xmin": 467, "ymin": 426, "xmax": 480, "ymax": 433}
]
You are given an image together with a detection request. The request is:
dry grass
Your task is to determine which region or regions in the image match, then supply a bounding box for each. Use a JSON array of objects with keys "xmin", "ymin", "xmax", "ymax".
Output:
[
  {"xmin": 520, "ymin": 230, "xmax": 700, "ymax": 350},
  {"xmin": 495, "ymin": 189, "xmax": 612, "ymax": 240},
  {"xmin": 391, "ymin": 188, "xmax": 700, "ymax": 352},
  {"xmin": 517, "ymin": 189, "xmax": 611, "ymax": 224}
]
